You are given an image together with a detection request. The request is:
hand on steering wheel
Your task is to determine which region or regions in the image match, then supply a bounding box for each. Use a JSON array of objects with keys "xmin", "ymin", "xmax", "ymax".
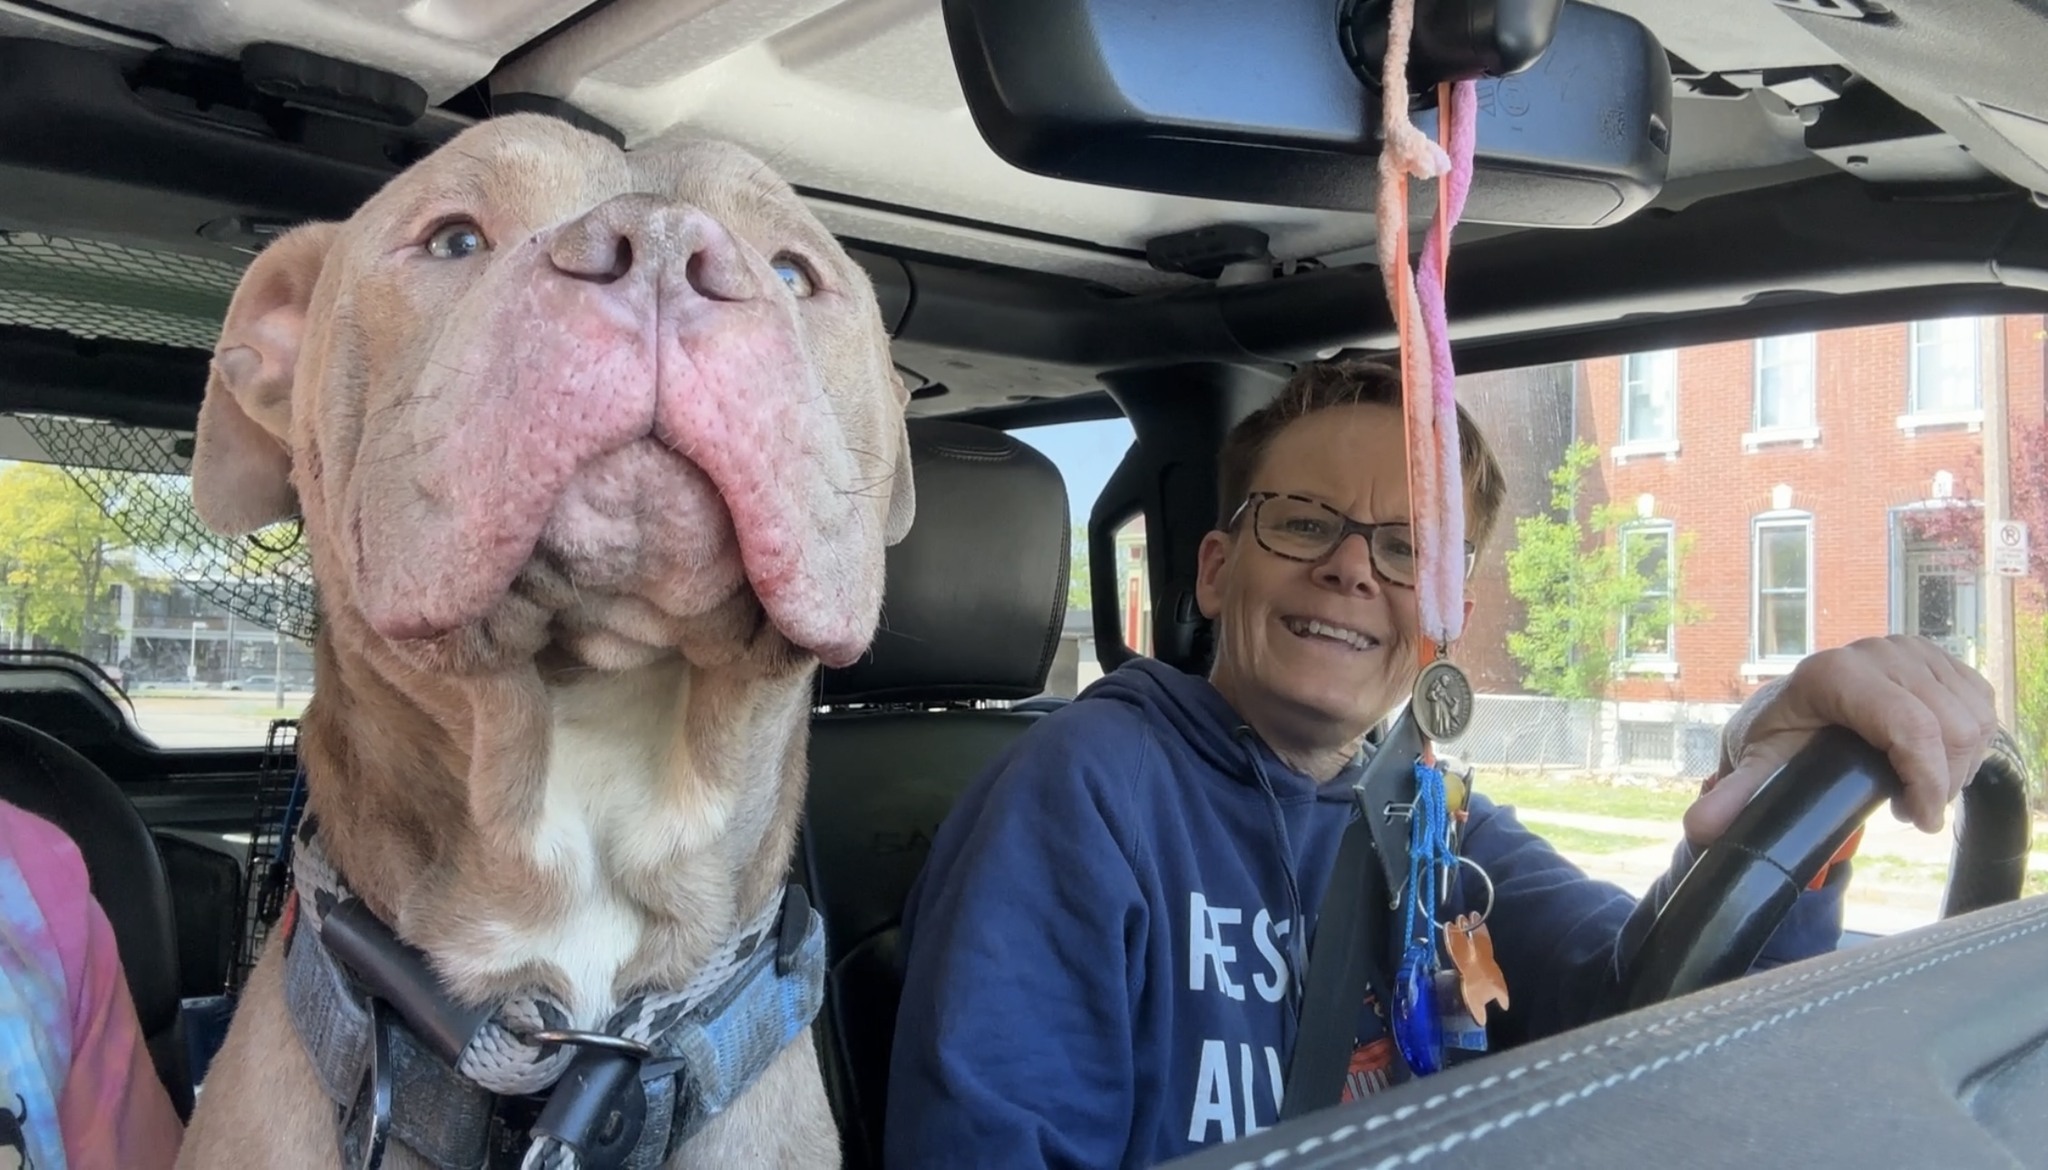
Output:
[
  {"xmin": 1620, "ymin": 724, "xmax": 2034, "ymax": 1012},
  {"xmin": 1685, "ymin": 636, "xmax": 1998, "ymax": 845}
]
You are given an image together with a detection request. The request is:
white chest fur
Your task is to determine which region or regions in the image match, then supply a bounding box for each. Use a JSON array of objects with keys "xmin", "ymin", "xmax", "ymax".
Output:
[{"xmin": 460, "ymin": 661, "xmax": 731, "ymax": 1024}]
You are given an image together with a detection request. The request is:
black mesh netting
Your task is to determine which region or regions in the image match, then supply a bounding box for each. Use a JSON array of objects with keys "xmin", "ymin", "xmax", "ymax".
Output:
[
  {"xmin": 0, "ymin": 231, "xmax": 239, "ymax": 350},
  {"xmin": 15, "ymin": 415, "xmax": 320, "ymax": 642}
]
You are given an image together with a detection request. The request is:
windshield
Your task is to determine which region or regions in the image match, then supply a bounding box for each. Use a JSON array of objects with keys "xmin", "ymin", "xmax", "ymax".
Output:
[{"xmin": 1016, "ymin": 315, "xmax": 2048, "ymax": 939}]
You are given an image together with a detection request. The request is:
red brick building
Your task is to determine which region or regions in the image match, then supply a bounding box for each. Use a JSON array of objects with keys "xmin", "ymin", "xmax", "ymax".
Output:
[{"xmin": 1460, "ymin": 314, "xmax": 2045, "ymax": 711}]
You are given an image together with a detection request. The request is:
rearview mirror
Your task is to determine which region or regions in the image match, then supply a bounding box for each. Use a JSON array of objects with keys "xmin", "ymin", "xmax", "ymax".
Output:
[{"xmin": 942, "ymin": 0, "xmax": 1672, "ymax": 229}]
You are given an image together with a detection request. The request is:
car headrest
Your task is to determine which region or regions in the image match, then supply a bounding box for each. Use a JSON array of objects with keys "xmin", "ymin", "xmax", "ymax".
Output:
[{"xmin": 820, "ymin": 418, "xmax": 1069, "ymax": 705}]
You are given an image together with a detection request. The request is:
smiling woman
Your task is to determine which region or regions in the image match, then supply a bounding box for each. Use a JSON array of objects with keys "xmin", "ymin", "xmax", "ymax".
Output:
[{"xmin": 880, "ymin": 358, "xmax": 1849, "ymax": 1170}]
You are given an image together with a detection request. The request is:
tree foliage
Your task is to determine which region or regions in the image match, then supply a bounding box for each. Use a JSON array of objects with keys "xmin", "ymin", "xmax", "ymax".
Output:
[
  {"xmin": 1068, "ymin": 523, "xmax": 1092, "ymax": 614},
  {"xmin": 1906, "ymin": 418, "xmax": 2048, "ymax": 587},
  {"xmin": 0, "ymin": 462, "xmax": 134, "ymax": 652},
  {"xmin": 1504, "ymin": 441, "xmax": 1703, "ymax": 699}
]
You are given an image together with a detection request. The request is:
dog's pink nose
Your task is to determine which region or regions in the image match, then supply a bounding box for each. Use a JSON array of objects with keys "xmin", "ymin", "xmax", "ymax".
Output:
[{"xmin": 547, "ymin": 194, "xmax": 754, "ymax": 301}]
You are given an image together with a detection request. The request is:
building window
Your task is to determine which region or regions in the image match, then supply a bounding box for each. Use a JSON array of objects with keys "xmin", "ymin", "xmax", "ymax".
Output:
[
  {"xmin": 1620, "ymin": 522, "xmax": 1675, "ymax": 664},
  {"xmin": 1753, "ymin": 514, "xmax": 1813, "ymax": 662},
  {"xmin": 1907, "ymin": 317, "xmax": 1981, "ymax": 417},
  {"xmin": 1753, "ymin": 333, "xmax": 1816, "ymax": 433},
  {"xmin": 1618, "ymin": 720, "xmax": 1676, "ymax": 767},
  {"xmin": 1620, "ymin": 350, "xmax": 1678, "ymax": 446}
]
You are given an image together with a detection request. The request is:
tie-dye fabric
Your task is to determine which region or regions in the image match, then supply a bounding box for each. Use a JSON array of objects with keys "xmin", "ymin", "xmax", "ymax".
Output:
[{"xmin": 0, "ymin": 800, "xmax": 182, "ymax": 1170}]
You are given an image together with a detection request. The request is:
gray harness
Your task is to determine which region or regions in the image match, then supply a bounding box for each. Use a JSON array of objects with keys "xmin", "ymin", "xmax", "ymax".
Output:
[{"xmin": 279, "ymin": 822, "xmax": 828, "ymax": 1169}]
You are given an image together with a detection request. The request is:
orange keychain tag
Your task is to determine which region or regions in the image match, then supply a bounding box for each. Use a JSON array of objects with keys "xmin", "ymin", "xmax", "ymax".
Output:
[{"xmin": 1445, "ymin": 913, "xmax": 1509, "ymax": 1025}]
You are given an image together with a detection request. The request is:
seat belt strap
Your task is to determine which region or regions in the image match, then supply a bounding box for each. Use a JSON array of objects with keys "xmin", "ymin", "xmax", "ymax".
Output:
[{"xmin": 1280, "ymin": 805, "xmax": 1392, "ymax": 1120}]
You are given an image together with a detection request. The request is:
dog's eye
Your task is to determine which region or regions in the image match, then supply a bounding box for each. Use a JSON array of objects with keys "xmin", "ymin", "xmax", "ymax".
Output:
[
  {"xmin": 425, "ymin": 220, "xmax": 489, "ymax": 260},
  {"xmin": 771, "ymin": 253, "xmax": 816, "ymax": 298}
]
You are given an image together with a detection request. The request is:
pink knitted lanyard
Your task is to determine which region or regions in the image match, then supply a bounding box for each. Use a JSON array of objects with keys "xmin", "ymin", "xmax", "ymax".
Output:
[{"xmin": 1376, "ymin": 0, "xmax": 1479, "ymax": 658}]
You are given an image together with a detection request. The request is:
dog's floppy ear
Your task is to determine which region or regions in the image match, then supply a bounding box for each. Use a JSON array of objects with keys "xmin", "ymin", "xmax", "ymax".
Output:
[
  {"xmin": 191, "ymin": 222, "xmax": 339, "ymax": 535},
  {"xmin": 882, "ymin": 380, "xmax": 916, "ymax": 545}
]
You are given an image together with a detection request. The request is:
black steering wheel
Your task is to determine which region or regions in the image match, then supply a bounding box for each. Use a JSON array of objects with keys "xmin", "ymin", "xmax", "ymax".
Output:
[{"xmin": 1620, "ymin": 725, "xmax": 2036, "ymax": 1010}]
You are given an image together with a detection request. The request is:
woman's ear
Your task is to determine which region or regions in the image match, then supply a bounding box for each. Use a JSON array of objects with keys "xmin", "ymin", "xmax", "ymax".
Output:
[{"xmin": 1194, "ymin": 528, "xmax": 1233, "ymax": 621}]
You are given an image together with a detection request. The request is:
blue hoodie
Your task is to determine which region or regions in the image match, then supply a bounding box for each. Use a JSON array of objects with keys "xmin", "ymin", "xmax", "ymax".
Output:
[{"xmin": 885, "ymin": 658, "xmax": 1846, "ymax": 1169}]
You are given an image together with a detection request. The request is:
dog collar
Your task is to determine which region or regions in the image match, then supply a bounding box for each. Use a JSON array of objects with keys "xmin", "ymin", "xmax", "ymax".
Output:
[{"xmin": 278, "ymin": 821, "xmax": 828, "ymax": 1170}]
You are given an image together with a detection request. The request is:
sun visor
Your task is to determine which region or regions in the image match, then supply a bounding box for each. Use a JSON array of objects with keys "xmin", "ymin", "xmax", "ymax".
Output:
[{"xmin": 942, "ymin": 0, "xmax": 1671, "ymax": 229}]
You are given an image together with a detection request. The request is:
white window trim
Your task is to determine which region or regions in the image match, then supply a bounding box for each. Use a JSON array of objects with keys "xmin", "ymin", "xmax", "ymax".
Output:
[
  {"xmin": 1611, "ymin": 438, "xmax": 1681, "ymax": 463},
  {"xmin": 1620, "ymin": 350, "xmax": 1679, "ymax": 449},
  {"xmin": 1751, "ymin": 510, "xmax": 1815, "ymax": 665},
  {"xmin": 1741, "ymin": 426, "xmax": 1821, "ymax": 452},
  {"xmin": 1895, "ymin": 407, "xmax": 1985, "ymax": 436},
  {"xmin": 1619, "ymin": 520, "xmax": 1678, "ymax": 670},
  {"xmin": 1906, "ymin": 318, "xmax": 1982, "ymax": 421},
  {"xmin": 1752, "ymin": 334, "xmax": 1818, "ymax": 442}
]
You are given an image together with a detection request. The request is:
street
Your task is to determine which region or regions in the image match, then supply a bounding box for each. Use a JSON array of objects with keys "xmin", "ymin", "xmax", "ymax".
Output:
[{"xmin": 129, "ymin": 692, "xmax": 307, "ymax": 749}]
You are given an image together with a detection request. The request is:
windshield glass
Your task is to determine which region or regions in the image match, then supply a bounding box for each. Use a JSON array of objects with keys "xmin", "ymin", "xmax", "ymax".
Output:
[{"xmin": 1044, "ymin": 316, "xmax": 2048, "ymax": 937}]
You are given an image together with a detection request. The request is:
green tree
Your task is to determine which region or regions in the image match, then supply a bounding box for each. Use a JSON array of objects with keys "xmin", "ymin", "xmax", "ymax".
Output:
[
  {"xmin": 0, "ymin": 462, "xmax": 135, "ymax": 653},
  {"xmin": 2010, "ymin": 598, "xmax": 2048, "ymax": 812},
  {"xmin": 1505, "ymin": 441, "xmax": 1702, "ymax": 699},
  {"xmin": 1068, "ymin": 524, "xmax": 1092, "ymax": 613}
]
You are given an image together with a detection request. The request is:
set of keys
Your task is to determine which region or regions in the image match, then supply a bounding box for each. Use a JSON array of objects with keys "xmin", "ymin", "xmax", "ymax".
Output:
[{"xmin": 1388, "ymin": 655, "xmax": 1509, "ymax": 1077}]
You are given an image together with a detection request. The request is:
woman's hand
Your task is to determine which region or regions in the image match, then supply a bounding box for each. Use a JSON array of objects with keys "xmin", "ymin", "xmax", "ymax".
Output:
[{"xmin": 1683, "ymin": 635, "xmax": 1998, "ymax": 848}]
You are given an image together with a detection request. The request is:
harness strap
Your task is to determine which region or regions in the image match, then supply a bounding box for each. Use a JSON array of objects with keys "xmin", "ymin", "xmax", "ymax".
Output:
[
  {"xmin": 282, "ymin": 830, "xmax": 827, "ymax": 1170},
  {"xmin": 285, "ymin": 893, "xmax": 500, "ymax": 1169}
]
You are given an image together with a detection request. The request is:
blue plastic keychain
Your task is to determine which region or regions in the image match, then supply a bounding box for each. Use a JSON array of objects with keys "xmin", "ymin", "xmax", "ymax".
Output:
[
  {"xmin": 1391, "ymin": 757, "xmax": 1454, "ymax": 1075},
  {"xmin": 1389, "ymin": 749, "xmax": 1500, "ymax": 1074}
]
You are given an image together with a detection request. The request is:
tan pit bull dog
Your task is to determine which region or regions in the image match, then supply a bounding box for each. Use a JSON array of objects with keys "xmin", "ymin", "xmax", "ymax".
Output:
[{"xmin": 175, "ymin": 113, "xmax": 913, "ymax": 1169}]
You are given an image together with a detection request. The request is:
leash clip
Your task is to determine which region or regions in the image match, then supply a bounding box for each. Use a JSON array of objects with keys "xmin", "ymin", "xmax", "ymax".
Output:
[
  {"xmin": 521, "ymin": 1028, "xmax": 652, "ymax": 1061},
  {"xmin": 524, "ymin": 1031, "xmax": 656, "ymax": 1170}
]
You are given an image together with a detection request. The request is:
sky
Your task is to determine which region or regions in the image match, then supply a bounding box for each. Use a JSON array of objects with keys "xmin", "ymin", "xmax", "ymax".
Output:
[{"xmin": 1009, "ymin": 416, "xmax": 1136, "ymax": 527}]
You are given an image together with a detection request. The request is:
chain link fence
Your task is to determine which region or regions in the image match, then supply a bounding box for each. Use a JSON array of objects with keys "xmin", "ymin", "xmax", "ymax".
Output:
[{"xmin": 1451, "ymin": 692, "xmax": 1739, "ymax": 778}]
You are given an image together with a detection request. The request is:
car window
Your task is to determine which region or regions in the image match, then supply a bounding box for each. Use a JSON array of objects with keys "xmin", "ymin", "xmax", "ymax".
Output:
[
  {"xmin": 0, "ymin": 452, "xmax": 315, "ymax": 750},
  {"xmin": 1009, "ymin": 416, "xmax": 1138, "ymax": 697}
]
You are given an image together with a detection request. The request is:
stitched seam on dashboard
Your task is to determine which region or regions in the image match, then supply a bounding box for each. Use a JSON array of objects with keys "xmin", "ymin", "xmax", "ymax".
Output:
[{"xmin": 1228, "ymin": 912, "xmax": 2048, "ymax": 1170}]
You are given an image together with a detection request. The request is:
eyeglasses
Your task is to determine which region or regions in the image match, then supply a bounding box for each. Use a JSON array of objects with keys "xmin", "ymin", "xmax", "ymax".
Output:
[{"xmin": 1227, "ymin": 492, "xmax": 1476, "ymax": 588}]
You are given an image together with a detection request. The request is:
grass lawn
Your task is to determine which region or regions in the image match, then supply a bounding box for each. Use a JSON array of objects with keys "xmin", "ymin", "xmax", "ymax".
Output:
[
  {"xmin": 1527, "ymin": 823, "xmax": 1667, "ymax": 856},
  {"xmin": 1476, "ymin": 771, "xmax": 1697, "ymax": 824}
]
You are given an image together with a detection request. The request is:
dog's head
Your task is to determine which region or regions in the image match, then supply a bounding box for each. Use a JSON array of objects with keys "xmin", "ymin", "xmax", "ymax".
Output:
[{"xmin": 190, "ymin": 114, "xmax": 913, "ymax": 673}]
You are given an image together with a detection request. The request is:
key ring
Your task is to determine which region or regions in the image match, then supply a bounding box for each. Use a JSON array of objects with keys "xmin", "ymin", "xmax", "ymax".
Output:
[{"xmin": 1435, "ymin": 853, "xmax": 1495, "ymax": 935}]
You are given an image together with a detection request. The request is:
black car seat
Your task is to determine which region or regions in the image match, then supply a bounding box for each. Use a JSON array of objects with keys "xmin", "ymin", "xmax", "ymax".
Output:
[
  {"xmin": 803, "ymin": 417, "xmax": 1073, "ymax": 1170},
  {"xmin": 0, "ymin": 715, "xmax": 191, "ymax": 1118}
]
